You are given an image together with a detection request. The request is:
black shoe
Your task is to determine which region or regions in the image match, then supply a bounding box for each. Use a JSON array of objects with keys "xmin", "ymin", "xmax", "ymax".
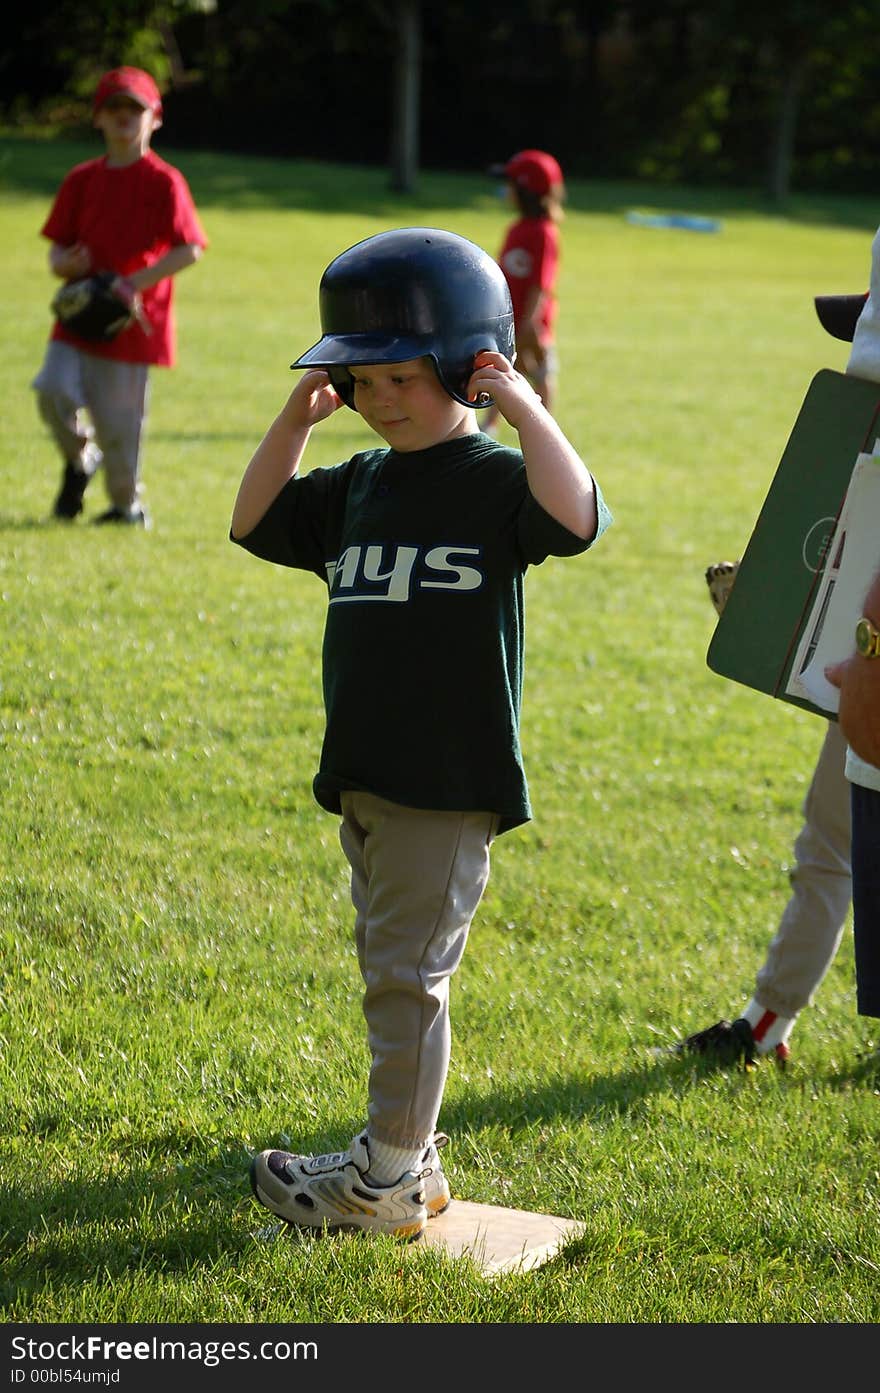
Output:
[
  {"xmin": 680, "ymin": 1017, "xmax": 758, "ymax": 1067},
  {"xmin": 53, "ymin": 461, "xmax": 91, "ymax": 519},
  {"xmin": 93, "ymin": 505, "xmax": 150, "ymax": 528}
]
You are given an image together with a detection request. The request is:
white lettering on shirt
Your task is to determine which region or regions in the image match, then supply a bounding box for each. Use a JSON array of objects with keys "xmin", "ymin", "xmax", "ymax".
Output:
[{"xmin": 327, "ymin": 544, "xmax": 485, "ymax": 603}]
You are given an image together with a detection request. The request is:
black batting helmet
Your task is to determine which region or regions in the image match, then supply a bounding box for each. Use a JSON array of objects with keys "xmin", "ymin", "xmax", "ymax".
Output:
[{"xmin": 291, "ymin": 226, "xmax": 515, "ymax": 408}]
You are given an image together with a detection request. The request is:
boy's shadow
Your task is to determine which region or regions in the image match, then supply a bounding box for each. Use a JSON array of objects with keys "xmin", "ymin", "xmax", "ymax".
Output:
[
  {"xmin": 823, "ymin": 1041, "xmax": 880, "ymax": 1090},
  {"xmin": 0, "ymin": 1150, "xmax": 256, "ymax": 1306},
  {"xmin": 0, "ymin": 515, "xmax": 65, "ymax": 533},
  {"xmin": 0, "ymin": 1055, "xmax": 699, "ymax": 1293},
  {"xmin": 436, "ymin": 1052, "xmax": 741, "ymax": 1138},
  {"xmin": 15, "ymin": 1045, "xmax": 872, "ymax": 1303}
]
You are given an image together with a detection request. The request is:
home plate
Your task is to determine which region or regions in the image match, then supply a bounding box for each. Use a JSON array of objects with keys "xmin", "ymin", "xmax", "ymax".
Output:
[{"xmin": 417, "ymin": 1199, "xmax": 584, "ymax": 1275}]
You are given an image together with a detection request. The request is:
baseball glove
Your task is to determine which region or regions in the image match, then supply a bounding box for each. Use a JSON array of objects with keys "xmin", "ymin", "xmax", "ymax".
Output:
[
  {"xmin": 705, "ymin": 560, "xmax": 740, "ymax": 616},
  {"xmin": 51, "ymin": 272, "xmax": 144, "ymax": 342}
]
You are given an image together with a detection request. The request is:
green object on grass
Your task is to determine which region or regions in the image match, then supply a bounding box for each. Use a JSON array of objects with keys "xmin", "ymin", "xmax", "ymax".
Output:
[{"xmin": 707, "ymin": 368, "xmax": 880, "ymax": 715}]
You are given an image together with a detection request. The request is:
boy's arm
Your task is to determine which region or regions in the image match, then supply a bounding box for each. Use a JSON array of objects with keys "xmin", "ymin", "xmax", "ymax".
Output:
[
  {"xmin": 468, "ymin": 351, "xmax": 597, "ymax": 539},
  {"xmin": 512, "ymin": 222, "xmax": 557, "ymax": 369},
  {"xmin": 515, "ymin": 284, "xmax": 547, "ymax": 365},
  {"xmin": 49, "ymin": 241, "xmax": 202, "ymax": 294},
  {"xmin": 128, "ymin": 242, "xmax": 203, "ymax": 292},
  {"xmin": 49, "ymin": 241, "xmax": 92, "ymax": 280},
  {"xmin": 231, "ymin": 370, "xmax": 343, "ymax": 538}
]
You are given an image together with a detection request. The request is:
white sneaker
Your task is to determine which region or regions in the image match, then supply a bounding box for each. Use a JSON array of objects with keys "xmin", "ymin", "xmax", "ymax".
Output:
[{"xmin": 250, "ymin": 1130, "xmax": 450, "ymax": 1240}]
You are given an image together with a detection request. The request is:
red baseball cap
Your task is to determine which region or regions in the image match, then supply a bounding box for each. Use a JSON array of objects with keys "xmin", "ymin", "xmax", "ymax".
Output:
[
  {"xmin": 93, "ymin": 67, "xmax": 163, "ymax": 119},
  {"xmin": 489, "ymin": 149, "xmax": 564, "ymax": 197}
]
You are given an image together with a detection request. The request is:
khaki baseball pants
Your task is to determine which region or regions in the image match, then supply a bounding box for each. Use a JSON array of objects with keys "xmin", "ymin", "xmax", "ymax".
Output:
[{"xmin": 339, "ymin": 791, "xmax": 497, "ymax": 1151}]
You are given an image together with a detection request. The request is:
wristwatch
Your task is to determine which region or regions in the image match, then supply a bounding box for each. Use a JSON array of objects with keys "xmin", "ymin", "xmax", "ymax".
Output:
[{"xmin": 855, "ymin": 615, "xmax": 880, "ymax": 658}]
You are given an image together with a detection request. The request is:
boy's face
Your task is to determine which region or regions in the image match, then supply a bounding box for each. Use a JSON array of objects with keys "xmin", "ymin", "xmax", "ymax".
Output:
[
  {"xmin": 94, "ymin": 95, "xmax": 159, "ymax": 154},
  {"xmin": 348, "ymin": 357, "xmax": 475, "ymax": 451}
]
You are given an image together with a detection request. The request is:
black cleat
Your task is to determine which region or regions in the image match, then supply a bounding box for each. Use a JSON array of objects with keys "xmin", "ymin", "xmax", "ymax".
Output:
[
  {"xmin": 53, "ymin": 461, "xmax": 91, "ymax": 519},
  {"xmin": 93, "ymin": 505, "xmax": 150, "ymax": 528},
  {"xmin": 680, "ymin": 1017, "xmax": 758, "ymax": 1067}
]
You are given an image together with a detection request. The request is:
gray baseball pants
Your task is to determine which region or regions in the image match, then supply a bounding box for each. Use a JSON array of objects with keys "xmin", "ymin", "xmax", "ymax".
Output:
[
  {"xmin": 754, "ymin": 718, "xmax": 852, "ymax": 1017},
  {"xmin": 32, "ymin": 341, "xmax": 149, "ymax": 512},
  {"xmin": 339, "ymin": 791, "xmax": 497, "ymax": 1151}
]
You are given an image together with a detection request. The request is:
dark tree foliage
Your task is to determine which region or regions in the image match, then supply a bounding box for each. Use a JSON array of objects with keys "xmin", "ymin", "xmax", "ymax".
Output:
[
  {"xmin": 618, "ymin": 0, "xmax": 880, "ymax": 193},
  {"xmin": 0, "ymin": 0, "xmax": 174, "ymax": 119},
  {"xmin": 2, "ymin": 0, "xmax": 879, "ymax": 195}
]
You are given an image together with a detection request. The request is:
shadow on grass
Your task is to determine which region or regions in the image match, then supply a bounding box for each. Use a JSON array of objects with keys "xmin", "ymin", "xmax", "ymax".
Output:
[
  {"xmin": 0, "ymin": 515, "xmax": 59, "ymax": 532},
  {"xmin": 822, "ymin": 1041, "xmax": 880, "ymax": 1091},
  {"xmin": 243, "ymin": 1054, "xmax": 763, "ymax": 1170},
  {"xmin": 0, "ymin": 1062, "xmax": 678, "ymax": 1307},
  {"xmin": 0, "ymin": 1149, "xmax": 258, "ymax": 1308},
  {"xmin": 438, "ymin": 1054, "xmax": 758, "ymax": 1137},
  {"xmin": 2, "ymin": 134, "xmax": 878, "ymax": 232},
  {"xmin": 3, "ymin": 1049, "xmax": 876, "ymax": 1304}
]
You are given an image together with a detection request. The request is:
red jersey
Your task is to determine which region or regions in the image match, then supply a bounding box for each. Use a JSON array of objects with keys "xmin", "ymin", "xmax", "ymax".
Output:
[
  {"xmin": 41, "ymin": 149, "xmax": 208, "ymax": 366},
  {"xmin": 497, "ymin": 215, "xmax": 560, "ymax": 345}
]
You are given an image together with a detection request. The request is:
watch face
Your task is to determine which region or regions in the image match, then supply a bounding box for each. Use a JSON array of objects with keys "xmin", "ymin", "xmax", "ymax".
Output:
[{"xmin": 856, "ymin": 618, "xmax": 878, "ymax": 657}]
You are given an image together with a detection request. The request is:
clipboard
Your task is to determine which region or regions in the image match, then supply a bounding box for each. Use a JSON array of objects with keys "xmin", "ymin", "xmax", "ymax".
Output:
[{"xmin": 706, "ymin": 369, "xmax": 880, "ymax": 717}]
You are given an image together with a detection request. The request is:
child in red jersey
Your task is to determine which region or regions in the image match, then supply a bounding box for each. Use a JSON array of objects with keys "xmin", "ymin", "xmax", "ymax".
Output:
[
  {"xmin": 483, "ymin": 149, "xmax": 566, "ymax": 432},
  {"xmin": 32, "ymin": 67, "xmax": 208, "ymax": 527}
]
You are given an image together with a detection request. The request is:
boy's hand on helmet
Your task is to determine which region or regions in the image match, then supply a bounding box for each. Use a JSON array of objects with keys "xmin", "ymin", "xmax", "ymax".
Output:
[
  {"xmin": 468, "ymin": 350, "xmax": 542, "ymax": 426},
  {"xmin": 288, "ymin": 369, "xmax": 344, "ymax": 426}
]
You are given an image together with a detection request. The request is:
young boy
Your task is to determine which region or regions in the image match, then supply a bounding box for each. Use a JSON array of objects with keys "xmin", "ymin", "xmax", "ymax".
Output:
[
  {"xmin": 232, "ymin": 226, "xmax": 611, "ymax": 1240},
  {"xmin": 32, "ymin": 66, "xmax": 208, "ymax": 528},
  {"xmin": 483, "ymin": 149, "xmax": 566, "ymax": 432}
]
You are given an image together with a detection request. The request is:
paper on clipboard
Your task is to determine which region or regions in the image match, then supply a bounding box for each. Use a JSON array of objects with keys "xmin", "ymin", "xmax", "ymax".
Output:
[{"xmin": 785, "ymin": 444, "xmax": 880, "ymax": 713}]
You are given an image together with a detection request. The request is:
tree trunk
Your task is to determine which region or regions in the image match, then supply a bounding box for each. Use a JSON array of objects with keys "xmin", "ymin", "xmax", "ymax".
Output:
[
  {"xmin": 766, "ymin": 49, "xmax": 810, "ymax": 204},
  {"xmin": 389, "ymin": 0, "xmax": 421, "ymax": 193},
  {"xmin": 158, "ymin": 20, "xmax": 188, "ymax": 88}
]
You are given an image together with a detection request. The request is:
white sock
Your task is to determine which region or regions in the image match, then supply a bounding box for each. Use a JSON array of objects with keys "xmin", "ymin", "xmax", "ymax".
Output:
[
  {"xmin": 741, "ymin": 997, "xmax": 795, "ymax": 1055},
  {"xmin": 365, "ymin": 1134, "xmax": 429, "ymax": 1186}
]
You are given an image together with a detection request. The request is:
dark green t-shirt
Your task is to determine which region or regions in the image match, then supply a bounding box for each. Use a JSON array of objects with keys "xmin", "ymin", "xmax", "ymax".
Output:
[{"xmin": 232, "ymin": 432, "xmax": 611, "ymax": 833}]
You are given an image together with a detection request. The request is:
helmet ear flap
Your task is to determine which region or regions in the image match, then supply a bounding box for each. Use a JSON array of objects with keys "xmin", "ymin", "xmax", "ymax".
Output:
[
  {"xmin": 432, "ymin": 353, "xmax": 472, "ymax": 405},
  {"xmin": 437, "ymin": 327, "xmax": 516, "ymax": 406},
  {"xmin": 327, "ymin": 365, "xmax": 355, "ymax": 407}
]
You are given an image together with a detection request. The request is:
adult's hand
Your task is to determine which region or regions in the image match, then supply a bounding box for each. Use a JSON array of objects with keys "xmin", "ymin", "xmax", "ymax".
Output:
[{"xmin": 825, "ymin": 654, "xmax": 880, "ymax": 766}]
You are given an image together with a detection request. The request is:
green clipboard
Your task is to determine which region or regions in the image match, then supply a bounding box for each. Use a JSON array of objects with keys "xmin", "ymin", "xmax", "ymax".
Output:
[{"xmin": 707, "ymin": 369, "xmax": 880, "ymax": 716}]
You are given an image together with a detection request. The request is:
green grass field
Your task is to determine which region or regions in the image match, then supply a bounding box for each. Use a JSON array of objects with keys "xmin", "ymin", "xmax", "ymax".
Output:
[{"xmin": 2, "ymin": 134, "xmax": 879, "ymax": 1329}]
